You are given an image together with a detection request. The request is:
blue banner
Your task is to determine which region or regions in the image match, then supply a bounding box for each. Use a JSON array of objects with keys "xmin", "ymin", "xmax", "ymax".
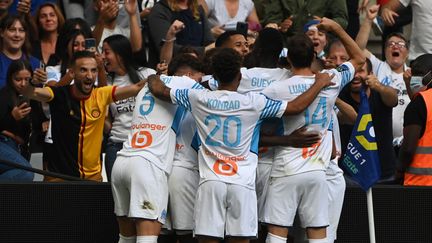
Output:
[{"xmin": 341, "ymin": 88, "xmax": 381, "ymax": 191}]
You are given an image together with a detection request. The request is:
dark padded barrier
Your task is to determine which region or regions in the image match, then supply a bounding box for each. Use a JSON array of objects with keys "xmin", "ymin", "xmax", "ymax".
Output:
[
  {"xmin": 336, "ymin": 185, "xmax": 432, "ymax": 243},
  {"xmin": 0, "ymin": 183, "xmax": 431, "ymax": 242},
  {"xmin": 0, "ymin": 182, "xmax": 118, "ymax": 243}
]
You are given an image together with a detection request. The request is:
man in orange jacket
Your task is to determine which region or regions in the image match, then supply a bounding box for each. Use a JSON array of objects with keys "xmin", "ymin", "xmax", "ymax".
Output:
[{"xmin": 398, "ymin": 54, "xmax": 432, "ymax": 186}]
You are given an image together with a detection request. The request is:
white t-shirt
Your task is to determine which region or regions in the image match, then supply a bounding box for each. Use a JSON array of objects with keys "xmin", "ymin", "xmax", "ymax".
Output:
[
  {"xmin": 118, "ymin": 75, "xmax": 203, "ymax": 173},
  {"xmin": 400, "ymin": 0, "xmax": 432, "ymax": 61},
  {"xmin": 108, "ymin": 68, "xmax": 156, "ymax": 143},
  {"xmin": 170, "ymin": 88, "xmax": 287, "ymax": 189},
  {"xmin": 369, "ymin": 54, "xmax": 409, "ymax": 142},
  {"xmin": 262, "ymin": 62, "xmax": 355, "ymax": 177},
  {"xmin": 91, "ymin": 25, "xmax": 130, "ymax": 53},
  {"xmin": 206, "ymin": 0, "xmax": 254, "ymax": 28}
]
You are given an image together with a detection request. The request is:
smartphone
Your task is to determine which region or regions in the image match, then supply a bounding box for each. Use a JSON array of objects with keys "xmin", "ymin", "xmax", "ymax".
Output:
[
  {"xmin": 17, "ymin": 94, "xmax": 28, "ymax": 107},
  {"xmin": 236, "ymin": 22, "xmax": 248, "ymax": 37},
  {"xmin": 39, "ymin": 62, "xmax": 46, "ymax": 71},
  {"xmin": 85, "ymin": 38, "xmax": 97, "ymax": 53}
]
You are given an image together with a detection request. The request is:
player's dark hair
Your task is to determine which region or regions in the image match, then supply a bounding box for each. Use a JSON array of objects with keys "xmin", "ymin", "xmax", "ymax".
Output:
[
  {"xmin": 287, "ymin": 34, "xmax": 315, "ymax": 68},
  {"xmin": 168, "ymin": 54, "xmax": 203, "ymax": 76},
  {"xmin": 211, "ymin": 48, "xmax": 242, "ymax": 84},
  {"xmin": 243, "ymin": 28, "xmax": 283, "ymax": 68},
  {"xmin": 215, "ymin": 30, "xmax": 244, "ymax": 47}
]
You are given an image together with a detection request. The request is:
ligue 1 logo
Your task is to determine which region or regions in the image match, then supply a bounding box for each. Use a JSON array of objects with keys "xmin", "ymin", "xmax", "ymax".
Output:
[{"xmin": 355, "ymin": 114, "xmax": 377, "ymax": 151}]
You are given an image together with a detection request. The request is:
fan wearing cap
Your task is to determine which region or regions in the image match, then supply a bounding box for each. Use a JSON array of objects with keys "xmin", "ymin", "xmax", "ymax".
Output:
[{"xmin": 304, "ymin": 20, "xmax": 328, "ymax": 60}]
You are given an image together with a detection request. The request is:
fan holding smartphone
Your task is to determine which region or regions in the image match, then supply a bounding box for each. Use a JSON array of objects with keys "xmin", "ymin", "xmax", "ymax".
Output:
[{"xmin": 0, "ymin": 59, "xmax": 35, "ymax": 181}]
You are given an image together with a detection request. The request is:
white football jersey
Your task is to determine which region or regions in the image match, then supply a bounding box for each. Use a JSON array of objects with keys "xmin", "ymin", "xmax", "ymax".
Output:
[
  {"xmin": 172, "ymin": 111, "xmax": 199, "ymax": 170},
  {"xmin": 262, "ymin": 62, "xmax": 355, "ymax": 177},
  {"xmin": 118, "ymin": 75, "xmax": 203, "ymax": 173},
  {"xmin": 238, "ymin": 67, "xmax": 292, "ymax": 93},
  {"xmin": 109, "ymin": 68, "xmax": 156, "ymax": 143},
  {"xmin": 170, "ymin": 88, "xmax": 287, "ymax": 189},
  {"xmin": 238, "ymin": 67, "xmax": 292, "ymax": 164}
]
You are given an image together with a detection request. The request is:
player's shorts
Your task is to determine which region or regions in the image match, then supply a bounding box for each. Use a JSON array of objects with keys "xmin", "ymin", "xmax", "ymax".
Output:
[
  {"xmin": 194, "ymin": 181, "xmax": 258, "ymax": 239},
  {"xmin": 256, "ymin": 163, "xmax": 272, "ymax": 222},
  {"xmin": 168, "ymin": 166, "xmax": 199, "ymax": 231},
  {"xmin": 326, "ymin": 172, "xmax": 346, "ymax": 242},
  {"xmin": 262, "ymin": 171, "xmax": 329, "ymax": 228},
  {"xmin": 111, "ymin": 155, "xmax": 168, "ymax": 224}
]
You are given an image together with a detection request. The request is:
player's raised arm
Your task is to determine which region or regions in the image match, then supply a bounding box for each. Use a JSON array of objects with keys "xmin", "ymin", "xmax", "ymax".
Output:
[
  {"xmin": 113, "ymin": 79, "xmax": 147, "ymax": 101},
  {"xmin": 317, "ymin": 17, "xmax": 366, "ymax": 71},
  {"xmin": 147, "ymin": 74, "xmax": 172, "ymax": 102},
  {"xmin": 283, "ymin": 72, "xmax": 335, "ymax": 115}
]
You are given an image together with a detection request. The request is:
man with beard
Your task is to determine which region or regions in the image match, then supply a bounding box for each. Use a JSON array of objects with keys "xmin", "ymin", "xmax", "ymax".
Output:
[
  {"xmin": 92, "ymin": 0, "xmax": 142, "ymax": 53},
  {"xmin": 338, "ymin": 58, "xmax": 398, "ymax": 182},
  {"xmin": 22, "ymin": 51, "xmax": 146, "ymax": 181},
  {"xmin": 356, "ymin": 4, "xmax": 410, "ymax": 152}
]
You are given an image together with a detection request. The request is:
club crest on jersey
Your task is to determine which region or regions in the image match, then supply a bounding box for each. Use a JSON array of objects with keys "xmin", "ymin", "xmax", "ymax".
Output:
[
  {"xmin": 336, "ymin": 65, "xmax": 349, "ymax": 72},
  {"xmin": 91, "ymin": 109, "xmax": 101, "ymax": 118}
]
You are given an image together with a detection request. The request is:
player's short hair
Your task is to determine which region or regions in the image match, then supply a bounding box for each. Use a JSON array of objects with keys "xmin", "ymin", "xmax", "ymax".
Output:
[
  {"xmin": 287, "ymin": 34, "xmax": 315, "ymax": 68},
  {"xmin": 211, "ymin": 48, "xmax": 242, "ymax": 84},
  {"xmin": 215, "ymin": 30, "xmax": 245, "ymax": 47},
  {"xmin": 168, "ymin": 54, "xmax": 203, "ymax": 76},
  {"xmin": 71, "ymin": 51, "xmax": 96, "ymax": 66}
]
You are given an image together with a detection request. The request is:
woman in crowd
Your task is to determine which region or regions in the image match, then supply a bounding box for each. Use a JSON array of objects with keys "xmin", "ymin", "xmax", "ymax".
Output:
[
  {"xmin": 0, "ymin": 15, "xmax": 42, "ymax": 89},
  {"xmin": 205, "ymin": 0, "xmax": 260, "ymax": 38},
  {"xmin": 102, "ymin": 34, "xmax": 156, "ymax": 180},
  {"xmin": 46, "ymin": 28, "xmax": 106, "ymax": 86},
  {"xmin": 32, "ymin": 2, "xmax": 65, "ymax": 66},
  {"xmin": 147, "ymin": 0, "xmax": 214, "ymax": 67},
  {"xmin": 0, "ymin": 59, "xmax": 34, "ymax": 181}
]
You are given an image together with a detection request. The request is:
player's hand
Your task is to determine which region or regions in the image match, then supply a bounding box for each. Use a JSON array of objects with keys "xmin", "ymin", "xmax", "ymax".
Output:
[
  {"xmin": 381, "ymin": 7, "xmax": 399, "ymax": 26},
  {"xmin": 12, "ymin": 103, "xmax": 31, "ymax": 121},
  {"xmin": 156, "ymin": 61, "xmax": 168, "ymax": 75},
  {"xmin": 315, "ymin": 72, "xmax": 335, "ymax": 88},
  {"xmin": 147, "ymin": 74, "xmax": 165, "ymax": 95},
  {"xmin": 366, "ymin": 4, "xmax": 380, "ymax": 21},
  {"xmin": 316, "ymin": 17, "xmax": 340, "ymax": 32},
  {"xmin": 287, "ymin": 127, "xmax": 321, "ymax": 148},
  {"xmin": 364, "ymin": 74, "xmax": 381, "ymax": 91}
]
